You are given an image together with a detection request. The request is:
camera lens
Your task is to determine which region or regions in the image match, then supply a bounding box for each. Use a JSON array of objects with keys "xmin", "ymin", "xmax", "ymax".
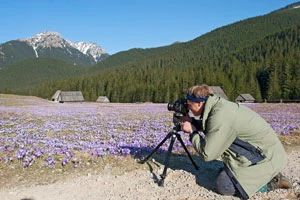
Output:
[{"xmin": 167, "ymin": 102, "xmax": 175, "ymax": 111}]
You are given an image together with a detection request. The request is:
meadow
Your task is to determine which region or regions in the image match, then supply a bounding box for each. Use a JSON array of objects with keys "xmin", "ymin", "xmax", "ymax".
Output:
[{"xmin": 0, "ymin": 94, "xmax": 299, "ymax": 170}]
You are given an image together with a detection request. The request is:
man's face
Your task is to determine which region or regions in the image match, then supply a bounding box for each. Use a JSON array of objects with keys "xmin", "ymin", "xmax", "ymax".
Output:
[{"xmin": 187, "ymin": 100, "xmax": 204, "ymax": 116}]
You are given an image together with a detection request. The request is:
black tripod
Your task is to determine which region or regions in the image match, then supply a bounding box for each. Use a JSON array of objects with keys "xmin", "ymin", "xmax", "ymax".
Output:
[{"xmin": 139, "ymin": 115, "xmax": 199, "ymax": 186}]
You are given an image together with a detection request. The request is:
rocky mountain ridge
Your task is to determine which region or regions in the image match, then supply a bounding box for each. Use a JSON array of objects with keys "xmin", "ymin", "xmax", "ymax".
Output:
[{"xmin": 19, "ymin": 31, "xmax": 108, "ymax": 63}]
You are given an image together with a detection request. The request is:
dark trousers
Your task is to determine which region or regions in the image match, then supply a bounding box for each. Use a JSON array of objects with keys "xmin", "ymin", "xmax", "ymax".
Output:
[{"xmin": 215, "ymin": 169, "xmax": 236, "ymax": 196}]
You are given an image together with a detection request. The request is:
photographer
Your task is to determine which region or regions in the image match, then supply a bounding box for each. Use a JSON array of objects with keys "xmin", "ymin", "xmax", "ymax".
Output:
[{"xmin": 180, "ymin": 84, "xmax": 292, "ymax": 199}]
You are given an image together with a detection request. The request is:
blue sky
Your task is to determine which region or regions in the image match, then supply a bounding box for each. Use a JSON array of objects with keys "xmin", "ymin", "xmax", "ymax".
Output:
[{"xmin": 1, "ymin": 0, "xmax": 298, "ymax": 55}]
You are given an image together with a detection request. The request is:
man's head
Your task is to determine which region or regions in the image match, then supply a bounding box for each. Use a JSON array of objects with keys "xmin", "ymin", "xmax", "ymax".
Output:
[{"xmin": 186, "ymin": 84, "xmax": 214, "ymax": 116}]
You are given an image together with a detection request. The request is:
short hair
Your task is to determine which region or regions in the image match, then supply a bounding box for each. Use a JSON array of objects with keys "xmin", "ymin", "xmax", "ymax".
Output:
[{"xmin": 187, "ymin": 84, "xmax": 214, "ymax": 98}]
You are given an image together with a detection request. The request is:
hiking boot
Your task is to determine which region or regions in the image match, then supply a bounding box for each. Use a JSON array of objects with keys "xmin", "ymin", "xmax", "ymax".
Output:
[{"xmin": 267, "ymin": 172, "xmax": 292, "ymax": 191}]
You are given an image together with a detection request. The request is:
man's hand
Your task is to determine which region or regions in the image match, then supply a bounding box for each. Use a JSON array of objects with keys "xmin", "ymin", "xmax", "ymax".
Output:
[{"xmin": 180, "ymin": 121, "xmax": 196, "ymax": 134}]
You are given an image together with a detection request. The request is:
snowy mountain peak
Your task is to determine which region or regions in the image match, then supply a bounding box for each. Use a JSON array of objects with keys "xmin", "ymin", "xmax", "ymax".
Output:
[
  {"xmin": 19, "ymin": 31, "xmax": 108, "ymax": 62},
  {"xmin": 70, "ymin": 41, "xmax": 107, "ymax": 62},
  {"xmin": 20, "ymin": 31, "xmax": 64, "ymax": 49}
]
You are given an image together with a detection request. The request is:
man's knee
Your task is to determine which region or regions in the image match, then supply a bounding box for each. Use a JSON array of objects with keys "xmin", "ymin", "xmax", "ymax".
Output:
[{"xmin": 215, "ymin": 169, "xmax": 236, "ymax": 196}]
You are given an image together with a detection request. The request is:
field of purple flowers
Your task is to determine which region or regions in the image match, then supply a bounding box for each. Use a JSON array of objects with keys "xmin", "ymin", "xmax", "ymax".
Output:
[{"xmin": 0, "ymin": 94, "xmax": 299, "ymax": 170}]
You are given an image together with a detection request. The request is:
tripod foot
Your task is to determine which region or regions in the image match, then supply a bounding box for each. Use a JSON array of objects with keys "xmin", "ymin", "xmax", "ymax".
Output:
[
  {"xmin": 158, "ymin": 178, "xmax": 165, "ymax": 187},
  {"xmin": 137, "ymin": 157, "xmax": 146, "ymax": 164},
  {"xmin": 158, "ymin": 174, "xmax": 167, "ymax": 187},
  {"xmin": 138, "ymin": 160, "xmax": 146, "ymax": 164}
]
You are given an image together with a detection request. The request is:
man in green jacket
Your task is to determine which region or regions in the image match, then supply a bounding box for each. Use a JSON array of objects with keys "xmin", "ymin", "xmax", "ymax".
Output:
[{"xmin": 180, "ymin": 84, "xmax": 292, "ymax": 199}]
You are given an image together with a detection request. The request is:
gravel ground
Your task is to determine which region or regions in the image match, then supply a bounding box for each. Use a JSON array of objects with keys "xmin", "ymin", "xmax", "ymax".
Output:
[{"xmin": 0, "ymin": 148, "xmax": 299, "ymax": 200}]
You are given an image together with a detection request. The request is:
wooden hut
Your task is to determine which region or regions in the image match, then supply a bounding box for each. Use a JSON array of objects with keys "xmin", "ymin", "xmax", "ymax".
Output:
[
  {"xmin": 210, "ymin": 86, "xmax": 228, "ymax": 100},
  {"xmin": 51, "ymin": 90, "xmax": 84, "ymax": 103},
  {"xmin": 235, "ymin": 94, "xmax": 255, "ymax": 103},
  {"xmin": 51, "ymin": 90, "xmax": 61, "ymax": 102},
  {"xmin": 96, "ymin": 96, "xmax": 110, "ymax": 103}
]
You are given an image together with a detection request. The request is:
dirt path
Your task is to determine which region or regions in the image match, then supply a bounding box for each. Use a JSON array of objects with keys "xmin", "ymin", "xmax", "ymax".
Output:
[{"xmin": 0, "ymin": 148, "xmax": 299, "ymax": 200}]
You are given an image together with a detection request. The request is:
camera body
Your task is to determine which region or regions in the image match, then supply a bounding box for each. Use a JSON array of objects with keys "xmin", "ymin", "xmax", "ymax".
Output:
[
  {"xmin": 168, "ymin": 98, "xmax": 189, "ymax": 128},
  {"xmin": 167, "ymin": 98, "xmax": 188, "ymax": 115}
]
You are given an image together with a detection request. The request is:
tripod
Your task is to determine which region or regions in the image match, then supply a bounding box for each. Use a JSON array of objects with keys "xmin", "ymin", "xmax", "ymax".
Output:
[{"xmin": 139, "ymin": 121, "xmax": 199, "ymax": 186}]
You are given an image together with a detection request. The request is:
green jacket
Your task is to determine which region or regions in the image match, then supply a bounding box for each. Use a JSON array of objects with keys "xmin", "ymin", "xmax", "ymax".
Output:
[{"xmin": 190, "ymin": 95, "xmax": 287, "ymax": 198}]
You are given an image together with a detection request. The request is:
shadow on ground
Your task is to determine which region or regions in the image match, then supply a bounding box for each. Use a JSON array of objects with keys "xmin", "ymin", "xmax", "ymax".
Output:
[{"xmin": 136, "ymin": 148, "xmax": 224, "ymax": 192}]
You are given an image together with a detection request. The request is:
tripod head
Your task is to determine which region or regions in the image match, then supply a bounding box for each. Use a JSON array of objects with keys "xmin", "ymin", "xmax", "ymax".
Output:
[
  {"xmin": 172, "ymin": 112, "xmax": 185, "ymax": 131},
  {"xmin": 168, "ymin": 98, "xmax": 189, "ymax": 132}
]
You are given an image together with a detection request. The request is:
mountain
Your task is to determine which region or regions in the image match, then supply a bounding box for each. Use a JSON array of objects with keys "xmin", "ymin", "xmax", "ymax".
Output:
[
  {"xmin": 87, "ymin": 4, "xmax": 300, "ymax": 73},
  {"xmin": 0, "ymin": 31, "xmax": 109, "ymax": 69}
]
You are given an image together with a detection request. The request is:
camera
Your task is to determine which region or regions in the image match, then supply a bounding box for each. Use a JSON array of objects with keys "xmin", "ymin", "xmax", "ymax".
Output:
[
  {"xmin": 168, "ymin": 98, "xmax": 189, "ymax": 128},
  {"xmin": 167, "ymin": 98, "xmax": 189, "ymax": 116}
]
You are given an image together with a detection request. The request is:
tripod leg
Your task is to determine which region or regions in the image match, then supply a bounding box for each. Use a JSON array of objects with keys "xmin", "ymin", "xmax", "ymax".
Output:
[
  {"xmin": 176, "ymin": 133, "xmax": 199, "ymax": 170},
  {"xmin": 139, "ymin": 131, "xmax": 173, "ymax": 164},
  {"xmin": 158, "ymin": 134, "xmax": 176, "ymax": 186}
]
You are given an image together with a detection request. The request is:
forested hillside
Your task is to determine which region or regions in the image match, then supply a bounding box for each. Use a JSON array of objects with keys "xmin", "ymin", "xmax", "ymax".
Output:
[
  {"xmin": 0, "ymin": 58, "xmax": 83, "ymax": 93},
  {"xmin": 3, "ymin": 7, "xmax": 300, "ymax": 103}
]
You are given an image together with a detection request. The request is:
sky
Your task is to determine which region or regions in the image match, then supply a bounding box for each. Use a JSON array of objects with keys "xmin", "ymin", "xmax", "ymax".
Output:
[{"xmin": 0, "ymin": 0, "xmax": 298, "ymax": 55}]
